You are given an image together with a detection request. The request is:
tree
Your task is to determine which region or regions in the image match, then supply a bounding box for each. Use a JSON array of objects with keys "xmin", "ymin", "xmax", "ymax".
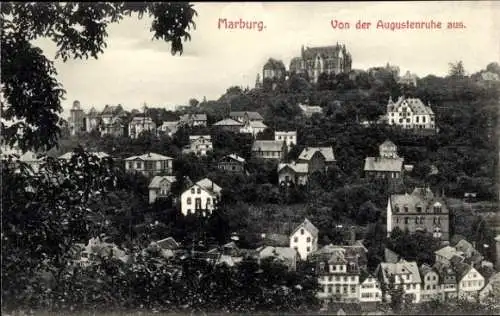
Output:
[
  {"xmin": 1, "ymin": 2, "xmax": 197, "ymax": 152},
  {"xmin": 189, "ymin": 98, "xmax": 200, "ymax": 108},
  {"xmin": 448, "ymin": 61, "xmax": 466, "ymax": 78}
]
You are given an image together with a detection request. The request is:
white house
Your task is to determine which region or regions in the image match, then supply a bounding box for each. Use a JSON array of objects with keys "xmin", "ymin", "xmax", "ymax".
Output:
[
  {"xmin": 124, "ymin": 152, "xmax": 174, "ymax": 176},
  {"xmin": 158, "ymin": 121, "xmax": 179, "ymax": 137},
  {"xmin": 359, "ymin": 274, "xmax": 382, "ymax": 302},
  {"xmin": 274, "ymin": 131, "xmax": 297, "ymax": 147},
  {"xmin": 181, "ymin": 178, "xmax": 222, "ymax": 216},
  {"xmin": 289, "ymin": 218, "xmax": 319, "ymax": 260},
  {"xmin": 148, "ymin": 175, "xmax": 176, "ymax": 204},
  {"xmin": 376, "ymin": 259, "xmax": 422, "ymax": 303},
  {"xmin": 128, "ymin": 116, "xmax": 156, "ymax": 139},
  {"xmin": 455, "ymin": 262, "xmax": 485, "ymax": 301},
  {"xmin": 183, "ymin": 135, "xmax": 213, "ymax": 156},
  {"xmin": 386, "ymin": 96, "xmax": 435, "ymax": 130},
  {"xmin": 240, "ymin": 120, "xmax": 267, "ymax": 137}
]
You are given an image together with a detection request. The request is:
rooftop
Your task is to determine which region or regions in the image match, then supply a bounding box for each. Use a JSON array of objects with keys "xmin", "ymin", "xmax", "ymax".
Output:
[{"xmin": 298, "ymin": 147, "xmax": 335, "ymax": 162}]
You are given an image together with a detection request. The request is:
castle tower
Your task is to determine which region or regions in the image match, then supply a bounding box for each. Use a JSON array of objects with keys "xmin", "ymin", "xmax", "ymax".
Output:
[
  {"xmin": 69, "ymin": 100, "xmax": 85, "ymax": 136},
  {"xmin": 255, "ymin": 73, "xmax": 262, "ymax": 89}
]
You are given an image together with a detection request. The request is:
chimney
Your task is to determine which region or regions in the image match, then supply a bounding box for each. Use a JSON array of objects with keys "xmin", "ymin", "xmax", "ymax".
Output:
[{"xmin": 350, "ymin": 226, "xmax": 356, "ymax": 245}]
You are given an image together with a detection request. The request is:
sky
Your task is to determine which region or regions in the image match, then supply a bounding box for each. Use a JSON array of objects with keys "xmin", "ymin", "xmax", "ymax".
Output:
[{"xmin": 33, "ymin": 1, "xmax": 500, "ymax": 114}]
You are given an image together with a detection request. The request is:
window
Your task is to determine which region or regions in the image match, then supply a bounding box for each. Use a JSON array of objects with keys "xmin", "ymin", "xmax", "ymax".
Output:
[
  {"xmin": 404, "ymin": 217, "xmax": 409, "ymax": 224},
  {"xmin": 433, "ymin": 203, "xmax": 442, "ymax": 213},
  {"xmin": 416, "ymin": 206, "xmax": 422, "ymax": 213},
  {"xmin": 415, "ymin": 217, "xmax": 419, "ymax": 224},
  {"xmin": 191, "ymin": 188, "xmax": 195, "ymax": 194},
  {"xmin": 343, "ymin": 284, "xmax": 348, "ymax": 293},
  {"xmin": 404, "ymin": 206, "xmax": 409, "ymax": 212},
  {"xmin": 306, "ymin": 237, "xmax": 311, "ymax": 243},
  {"xmin": 136, "ymin": 161, "xmax": 142, "ymax": 169},
  {"xmin": 328, "ymin": 285, "xmax": 333, "ymax": 293},
  {"xmin": 426, "ymin": 285, "xmax": 430, "ymax": 290},
  {"xmin": 332, "ymin": 265, "xmax": 337, "ymax": 271},
  {"xmin": 301, "ymin": 229, "xmax": 304, "ymax": 235},
  {"xmin": 406, "ymin": 118, "xmax": 410, "ymax": 123},
  {"xmin": 420, "ymin": 217, "xmax": 424, "ymax": 224},
  {"xmin": 335, "ymin": 285, "xmax": 340, "ymax": 293},
  {"xmin": 396, "ymin": 217, "xmax": 399, "ymax": 224},
  {"xmin": 306, "ymin": 247, "xmax": 310, "ymax": 252},
  {"xmin": 195, "ymin": 198, "xmax": 202, "ymax": 209},
  {"xmin": 413, "ymin": 284, "xmax": 416, "ymax": 289},
  {"xmin": 294, "ymin": 237, "xmax": 298, "ymax": 243},
  {"xmin": 206, "ymin": 198, "xmax": 211, "ymax": 206},
  {"xmin": 416, "ymin": 116, "xmax": 419, "ymax": 123},
  {"xmin": 328, "ymin": 276, "xmax": 333, "ymax": 282},
  {"xmin": 197, "ymin": 188, "xmax": 201, "ymax": 194},
  {"xmin": 423, "ymin": 116, "xmax": 426, "ymax": 123},
  {"xmin": 336, "ymin": 276, "xmax": 340, "ymax": 282},
  {"xmin": 187, "ymin": 197, "xmax": 192, "ymax": 205},
  {"xmin": 344, "ymin": 276, "xmax": 348, "ymax": 282},
  {"xmin": 432, "ymin": 284, "xmax": 436, "ymax": 290},
  {"xmin": 399, "ymin": 119, "xmax": 403, "ymax": 123},
  {"xmin": 394, "ymin": 205, "xmax": 400, "ymax": 213},
  {"xmin": 128, "ymin": 162, "xmax": 133, "ymax": 169}
]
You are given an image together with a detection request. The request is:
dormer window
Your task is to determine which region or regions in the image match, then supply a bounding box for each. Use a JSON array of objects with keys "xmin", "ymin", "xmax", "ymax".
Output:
[
  {"xmin": 416, "ymin": 205, "xmax": 422, "ymax": 213},
  {"xmin": 433, "ymin": 203, "xmax": 442, "ymax": 213},
  {"xmin": 394, "ymin": 205, "xmax": 400, "ymax": 213},
  {"xmin": 404, "ymin": 206, "xmax": 409, "ymax": 212},
  {"xmin": 301, "ymin": 229, "xmax": 304, "ymax": 235}
]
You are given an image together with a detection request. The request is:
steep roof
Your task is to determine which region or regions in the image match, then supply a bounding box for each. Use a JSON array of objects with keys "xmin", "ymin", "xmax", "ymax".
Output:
[
  {"xmin": 247, "ymin": 120, "xmax": 268, "ymax": 129},
  {"xmin": 302, "ymin": 44, "xmax": 346, "ymax": 60},
  {"xmin": 213, "ymin": 118, "xmax": 243, "ymax": 126},
  {"xmin": 59, "ymin": 151, "xmax": 110, "ymax": 160},
  {"xmin": 291, "ymin": 218, "xmax": 319, "ymax": 238},
  {"xmin": 379, "ymin": 259, "xmax": 421, "ymax": 283},
  {"xmin": 259, "ymin": 246, "xmax": 297, "ymax": 261},
  {"xmin": 390, "ymin": 191, "xmax": 447, "ymax": 214},
  {"xmin": 125, "ymin": 152, "xmax": 173, "ymax": 161},
  {"xmin": 380, "ymin": 139, "xmax": 396, "ymax": 148},
  {"xmin": 364, "ymin": 157, "xmax": 403, "ymax": 172},
  {"xmin": 278, "ymin": 162, "xmax": 309, "ymax": 174},
  {"xmin": 252, "ymin": 140, "xmax": 284, "ymax": 152},
  {"xmin": 298, "ymin": 147, "xmax": 335, "ymax": 162},
  {"xmin": 220, "ymin": 154, "xmax": 245, "ymax": 164},
  {"xmin": 148, "ymin": 175, "xmax": 176, "ymax": 189},
  {"xmin": 230, "ymin": 111, "xmax": 264, "ymax": 121},
  {"xmin": 435, "ymin": 246, "xmax": 459, "ymax": 261},
  {"xmin": 454, "ymin": 262, "xmax": 474, "ymax": 281},
  {"xmin": 155, "ymin": 237, "xmax": 179, "ymax": 250},
  {"xmin": 388, "ymin": 97, "xmax": 434, "ymax": 115},
  {"xmin": 189, "ymin": 135, "xmax": 211, "ymax": 141},
  {"xmin": 195, "ymin": 178, "xmax": 222, "ymax": 195}
]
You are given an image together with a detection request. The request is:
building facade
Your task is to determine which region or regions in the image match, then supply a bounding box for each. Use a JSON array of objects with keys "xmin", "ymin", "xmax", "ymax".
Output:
[
  {"xmin": 124, "ymin": 152, "xmax": 174, "ymax": 177},
  {"xmin": 274, "ymin": 131, "xmax": 297, "ymax": 147},
  {"xmin": 252, "ymin": 140, "xmax": 287, "ymax": 161},
  {"xmin": 184, "ymin": 135, "xmax": 213, "ymax": 156},
  {"xmin": 387, "ymin": 187, "xmax": 450, "ymax": 241},
  {"xmin": 376, "ymin": 259, "xmax": 422, "ymax": 303},
  {"xmin": 148, "ymin": 175, "xmax": 176, "ymax": 204},
  {"xmin": 359, "ymin": 274, "xmax": 382, "ymax": 302},
  {"xmin": 289, "ymin": 43, "xmax": 352, "ymax": 84},
  {"xmin": 180, "ymin": 178, "xmax": 221, "ymax": 216},
  {"xmin": 297, "ymin": 147, "xmax": 335, "ymax": 174},
  {"xmin": 278, "ymin": 162, "xmax": 309, "ymax": 186},
  {"xmin": 364, "ymin": 140, "xmax": 404, "ymax": 179},
  {"xmin": 218, "ymin": 154, "xmax": 245, "ymax": 173},
  {"xmin": 386, "ymin": 96, "xmax": 435, "ymax": 130},
  {"xmin": 128, "ymin": 116, "xmax": 156, "ymax": 139},
  {"xmin": 289, "ymin": 218, "xmax": 319, "ymax": 260}
]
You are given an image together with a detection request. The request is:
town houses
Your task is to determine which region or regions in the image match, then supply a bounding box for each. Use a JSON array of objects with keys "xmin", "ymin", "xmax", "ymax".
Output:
[{"xmin": 15, "ymin": 50, "xmax": 497, "ymax": 315}]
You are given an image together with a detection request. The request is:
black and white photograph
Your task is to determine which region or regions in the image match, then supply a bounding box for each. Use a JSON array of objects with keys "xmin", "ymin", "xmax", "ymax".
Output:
[{"xmin": 1, "ymin": 1, "xmax": 500, "ymax": 315}]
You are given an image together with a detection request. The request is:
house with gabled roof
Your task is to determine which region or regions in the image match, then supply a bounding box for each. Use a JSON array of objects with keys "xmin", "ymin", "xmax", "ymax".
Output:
[
  {"xmin": 278, "ymin": 161, "xmax": 309, "ymax": 186},
  {"xmin": 433, "ymin": 262, "xmax": 458, "ymax": 300},
  {"xmin": 387, "ymin": 187, "xmax": 450, "ymax": 241},
  {"xmin": 297, "ymin": 146, "xmax": 336, "ymax": 173},
  {"xmin": 128, "ymin": 115, "xmax": 156, "ymax": 139},
  {"xmin": 252, "ymin": 140, "xmax": 287, "ymax": 161},
  {"xmin": 180, "ymin": 178, "xmax": 221, "ymax": 216},
  {"xmin": 183, "ymin": 135, "xmax": 213, "ymax": 156},
  {"xmin": 230, "ymin": 111, "xmax": 264, "ymax": 123},
  {"xmin": 364, "ymin": 140, "xmax": 404, "ymax": 179},
  {"xmin": 148, "ymin": 175, "xmax": 176, "ymax": 204},
  {"xmin": 218, "ymin": 153, "xmax": 246, "ymax": 173},
  {"xmin": 289, "ymin": 218, "xmax": 319, "ymax": 260},
  {"xmin": 179, "ymin": 113, "xmax": 207, "ymax": 127},
  {"xmin": 454, "ymin": 262, "xmax": 485, "ymax": 301},
  {"xmin": 375, "ymin": 259, "xmax": 422, "ymax": 303},
  {"xmin": 419, "ymin": 264, "xmax": 441, "ymax": 301},
  {"xmin": 240, "ymin": 120, "xmax": 268, "ymax": 137},
  {"xmin": 359, "ymin": 271, "xmax": 382, "ymax": 302},
  {"xmin": 386, "ymin": 96, "xmax": 436, "ymax": 130},
  {"xmin": 213, "ymin": 118, "xmax": 243, "ymax": 133},
  {"xmin": 125, "ymin": 152, "xmax": 173, "ymax": 177}
]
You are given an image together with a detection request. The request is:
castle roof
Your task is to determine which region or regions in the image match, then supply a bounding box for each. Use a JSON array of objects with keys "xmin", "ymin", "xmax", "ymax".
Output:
[{"xmin": 302, "ymin": 44, "xmax": 349, "ymax": 60}]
